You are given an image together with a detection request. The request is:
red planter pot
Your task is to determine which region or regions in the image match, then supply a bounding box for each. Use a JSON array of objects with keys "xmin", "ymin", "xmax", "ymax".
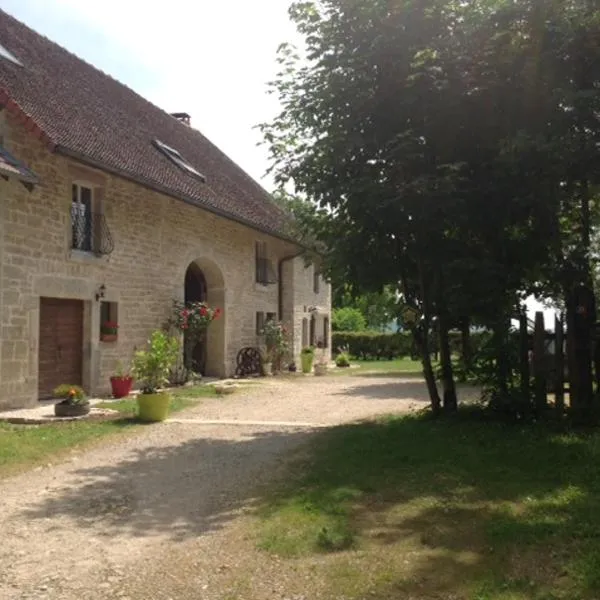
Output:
[
  {"xmin": 110, "ymin": 376, "xmax": 133, "ymax": 399},
  {"xmin": 101, "ymin": 333, "xmax": 118, "ymax": 342}
]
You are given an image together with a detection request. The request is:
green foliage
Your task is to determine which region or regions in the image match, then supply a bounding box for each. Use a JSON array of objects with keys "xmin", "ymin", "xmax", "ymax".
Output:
[
  {"xmin": 332, "ymin": 332, "xmax": 412, "ymax": 360},
  {"xmin": 261, "ymin": 319, "xmax": 290, "ymax": 365},
  {"xmin": 131, "ymin": 331, "xmax": 180, "ymax": 394},
  {"xmin": 335, "ymin": 352, "xmax": 351, "ymax": 368},
  {"xmin": 301, "ymin": 346, "xmax": 315, "ymax": 355},
  {"xmin": 332, "ymin": 307, "xmax": 366, "ymax": 332},
  {"xmin": 262, "ymin": 0, "xmax": 600, "ymax": 415},
  {"xmin": 52, "ymin": 384, "xmax": 87, "ymax": 405},
  {"xmin": 334, "ymin": 285, "xmax": 399, "ymax": 332}
]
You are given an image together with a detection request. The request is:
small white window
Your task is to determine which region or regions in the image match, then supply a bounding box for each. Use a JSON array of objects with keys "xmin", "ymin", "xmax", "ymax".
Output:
[{"xmin": 0, "ymin": 43, "xmax": 22, "ymax": 67}]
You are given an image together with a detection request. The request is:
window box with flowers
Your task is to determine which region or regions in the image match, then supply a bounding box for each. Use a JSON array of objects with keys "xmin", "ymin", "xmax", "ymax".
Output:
[{"xmin": 100, "ymin": 320, "xmax": 119, "ymax": 342}]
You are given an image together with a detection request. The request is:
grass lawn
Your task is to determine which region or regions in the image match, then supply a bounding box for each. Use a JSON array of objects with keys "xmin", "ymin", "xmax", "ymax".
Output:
[
  {"xmin": 255, "ymin": 412, "xmax": 600, "ymax": 599},
  {"xmin": 333, "ymin": 357, "xmax": 424, "ymax": 377},
  {"xmin": 0, "ymin": 384, "xmax": 218, "ymax": 478}
]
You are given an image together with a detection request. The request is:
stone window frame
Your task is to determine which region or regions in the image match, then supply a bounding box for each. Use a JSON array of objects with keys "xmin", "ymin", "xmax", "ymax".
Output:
[
  {"xmin": 68, "ymin": 164, "xmax": 106, "ymax": 262},
  {"xmin": 313, "ymin": 266, "xmax": 321, "ymax": 294}
]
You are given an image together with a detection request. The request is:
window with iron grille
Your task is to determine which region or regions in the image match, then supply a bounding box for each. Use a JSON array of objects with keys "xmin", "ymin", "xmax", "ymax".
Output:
[
  {"xmin": 71, "ymin": 183, "xmax": 114, "ymax": 255},
  {"xmin": 71, "ymin": 183, "xmax": 94, "ymax": 252}
]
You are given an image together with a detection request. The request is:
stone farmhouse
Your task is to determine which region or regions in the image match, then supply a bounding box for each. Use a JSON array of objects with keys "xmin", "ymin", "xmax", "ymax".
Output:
[{"xmin": 0, "ymin": 10, "xmax": 331, "ymax": 409}]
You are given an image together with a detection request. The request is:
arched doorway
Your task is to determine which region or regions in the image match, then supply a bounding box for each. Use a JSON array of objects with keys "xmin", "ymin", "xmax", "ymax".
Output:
[{"xmin": 183, "ymin": 258, "xmax": 226, "ymax": 377}]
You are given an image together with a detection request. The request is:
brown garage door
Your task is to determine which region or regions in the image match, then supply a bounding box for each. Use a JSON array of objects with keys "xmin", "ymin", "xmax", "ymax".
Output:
[{"xmin": 38, "ymin": 298, "xmax": 84, "ymax": 399}]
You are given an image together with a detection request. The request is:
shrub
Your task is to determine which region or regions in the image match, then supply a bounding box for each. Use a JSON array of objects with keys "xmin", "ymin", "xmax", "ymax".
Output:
[
  {"xmin": 332, "ymin": 307, "xmax": 367, "ymax": 332},
  {"xmin": 332, "ymin": 332, "xmax": 413, "ymax": 360},
  {"xmin": 132, "ymin": 330, "xmax": 180, "ymax": 394},
  {"xmin": 335, "ymin": 352, "xmax": 351, "ymax": 367}
]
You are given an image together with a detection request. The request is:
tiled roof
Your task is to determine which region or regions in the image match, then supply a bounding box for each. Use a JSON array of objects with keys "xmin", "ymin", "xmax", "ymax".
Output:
[{"xmin": 0, "ymin": 10, "xmax": 291, "ymax": 238}]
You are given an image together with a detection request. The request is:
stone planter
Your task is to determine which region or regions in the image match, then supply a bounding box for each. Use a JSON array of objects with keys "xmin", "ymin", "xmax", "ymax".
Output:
[
  {"xmin": 262, "ymin": 362, "xmax": 273, "ymax": 376},
  {"xmin": 314, "ymin": 363, "xmax": 328, "ymax": 377},
  {"xmin": 54, "ymin": 401, "xmax": 91, "ymax": 417}
]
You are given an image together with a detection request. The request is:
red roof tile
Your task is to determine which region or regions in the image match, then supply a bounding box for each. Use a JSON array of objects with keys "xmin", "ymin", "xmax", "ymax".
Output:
[{"xmin": 0, "ymin": 9, "xmax": 291, "ymax": 238}]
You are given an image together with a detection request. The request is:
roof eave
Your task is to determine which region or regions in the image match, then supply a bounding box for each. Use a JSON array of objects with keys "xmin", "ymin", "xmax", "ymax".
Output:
[{"xmin": 54, "ymin": 144, "xmax": 304, "ymax": 248}]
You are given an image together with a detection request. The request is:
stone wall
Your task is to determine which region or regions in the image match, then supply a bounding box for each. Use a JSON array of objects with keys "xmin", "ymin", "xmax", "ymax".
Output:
[{"xmin": 0, "ymin": 112, "xmax": 330, "ymax": 409}]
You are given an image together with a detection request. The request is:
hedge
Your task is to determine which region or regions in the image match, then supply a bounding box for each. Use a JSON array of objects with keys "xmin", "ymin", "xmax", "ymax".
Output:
[
  {"xmin": 332, "ymin": 330, "xmax": 492, "ymax": 361},
  {"xmin": 332, "ymin": 332, "xmax": 413, "ymax": 360}
]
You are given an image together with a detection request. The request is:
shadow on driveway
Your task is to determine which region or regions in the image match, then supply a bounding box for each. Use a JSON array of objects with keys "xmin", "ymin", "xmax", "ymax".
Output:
[{"xmin": 22, "ymin": 427, "xmax": 316, "ymax": 542}]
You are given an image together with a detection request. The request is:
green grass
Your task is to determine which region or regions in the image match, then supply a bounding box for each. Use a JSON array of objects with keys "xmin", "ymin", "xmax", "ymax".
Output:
[
  {"xmin": 333, "ymin": 357, "xmax": 424, "ymax": 377},
  {"xmin": 255, "ymin": 412, "xmax": 600, "ymax": 599},
  {"xmin": 0, "ymin": 384, "xmax": 218, "ymax": 478}
]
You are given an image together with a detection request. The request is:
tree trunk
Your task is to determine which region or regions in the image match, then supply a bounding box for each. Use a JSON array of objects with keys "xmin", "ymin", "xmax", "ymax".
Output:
[
  {"xmin": 439, "ymin": 313, "xmax": 458, "ymax": 413},
  {"xmin": 555, "ymin": 315, "xmax": 565, "ymax": 418},
  {"xmin": 519, "ymin": 311, "xmax": 530, "ymax": 404},
  {"xmin": 413, "ymin": 322, "xmax": 441, "ymax": 415},
  {"xmin": 460, "ymin": 317, "xmax": 472, "ymax": 382},
  {"xmin": 492, "ymin": 318, "xmax": 510, "ymax": 402}
]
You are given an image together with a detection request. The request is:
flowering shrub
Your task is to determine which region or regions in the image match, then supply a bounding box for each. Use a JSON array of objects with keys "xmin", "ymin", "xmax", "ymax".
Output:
[
  {"xmin": 261, "ymin": 319, "xmax": 289, "ymax": 366},
  {"xmin": 170, "ymin": 300, "xmax": 221, "ymax": 335},
  {"xmin": 53, "ymin": 384, "xmax": 87, "ymax": 405},
  {"xmin": 168, "ymin": 300, "xmax": 222, "ymax": 373},
  {"xmin": 101, "ymin": 321, "xmax": 119, "ymax": 335}
]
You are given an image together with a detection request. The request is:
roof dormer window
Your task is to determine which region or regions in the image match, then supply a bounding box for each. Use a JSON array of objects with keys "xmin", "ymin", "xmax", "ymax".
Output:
[
  {"xmin": 152, "ymin": 139, "xmax": 206, "ymax": 183},
  {"xmin": 0, "ymin": 42, "xmax": 22, "ymax": 66}
]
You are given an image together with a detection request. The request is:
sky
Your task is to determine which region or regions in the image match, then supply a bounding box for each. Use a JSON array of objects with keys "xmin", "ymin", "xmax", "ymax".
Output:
[{"xmin": 0, "ymin": 0, "xmax": 300, "ymax": 188}]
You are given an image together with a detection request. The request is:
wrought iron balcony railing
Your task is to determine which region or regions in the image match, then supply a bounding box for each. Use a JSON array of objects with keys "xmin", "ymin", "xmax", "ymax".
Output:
[{"xmin": 71, "ymin": 211, "xmax": 114, "ymax": 256}]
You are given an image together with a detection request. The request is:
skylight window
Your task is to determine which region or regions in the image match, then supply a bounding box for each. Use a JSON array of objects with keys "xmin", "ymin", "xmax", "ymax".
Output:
[
  {"xmin": 152, "ymin": 139, "xmax": 206, "ymax": 183},
  {"xmin": 0, "ymin": 43, "xmax": 22, "ymax": 66}
]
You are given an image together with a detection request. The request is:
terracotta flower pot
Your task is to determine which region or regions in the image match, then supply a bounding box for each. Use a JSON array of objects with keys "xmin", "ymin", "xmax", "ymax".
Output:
[
  {"xmin": 110, "ymin": 376, "xmax": 134, "ymax": 399},
  {"xmin": 101, "ymin": 333, "xmax": 118, "ymax": 342}
]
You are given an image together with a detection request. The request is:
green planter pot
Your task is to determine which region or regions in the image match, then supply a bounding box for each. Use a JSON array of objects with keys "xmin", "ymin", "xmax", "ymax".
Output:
[
  {"xmin": 137, "ymin": 392, "xmax": 171, "ymax": 422},
  {"xmin": 300, "ymin": 353, "xmax": 314, "ymax": 374}
]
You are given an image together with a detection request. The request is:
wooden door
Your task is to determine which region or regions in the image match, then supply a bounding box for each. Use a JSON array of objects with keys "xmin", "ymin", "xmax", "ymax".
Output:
[{"xmin": 38, "ymin": 298, "xmax": 84, "ymax": 399}]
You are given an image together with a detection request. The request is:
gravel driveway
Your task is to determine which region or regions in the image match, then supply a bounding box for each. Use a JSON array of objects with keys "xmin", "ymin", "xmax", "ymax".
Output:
[{"xmin": 0, "ymin": 374, "xmax": 430, "ymax": 600}]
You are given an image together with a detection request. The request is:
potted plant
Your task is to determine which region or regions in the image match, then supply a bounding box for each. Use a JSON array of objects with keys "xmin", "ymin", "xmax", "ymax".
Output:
[
  {"xmin": 110, "ymin": 360, "xmax": 134, "ymax": 399},
  {"xmin": 314, "ymin": 350, "xmax": 329, "ymax": 376},
  {"xmin": 335, "ymin": 344, "xmax": 351, "ymax": 368},
  {"xmin": 301, "ymin": 346, "xmax": 315, "ymax": 373},
  {"xmin": 100, "ymin": 320, "xmax": 119, "ymax": 342},
  {"xmin": 131, "ymin": 330, "xmax": 180, "ymax": 422},
  {"xmin": 53, "ymin": 384, "xmax": 90, "ymax": 417},
  {"xmin": 261, "ymin": 348, "xmax": 273, "ymax": 376}
]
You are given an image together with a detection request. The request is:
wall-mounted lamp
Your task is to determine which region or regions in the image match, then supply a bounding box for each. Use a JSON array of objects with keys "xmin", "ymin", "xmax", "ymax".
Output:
[{"xmin": 95, "ymin": 284, "xmax": 106, "ymax": 302}]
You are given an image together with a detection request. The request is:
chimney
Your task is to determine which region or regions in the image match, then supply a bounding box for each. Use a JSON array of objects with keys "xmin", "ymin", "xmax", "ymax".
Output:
[{"xmin": 171, "ymin": 112, "xmax": 191, "ymax": 126}]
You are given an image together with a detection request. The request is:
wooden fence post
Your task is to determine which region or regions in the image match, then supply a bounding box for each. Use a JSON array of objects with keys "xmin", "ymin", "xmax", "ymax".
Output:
[{"xmin": 534, "ymin": 311, "xmax": 548, "ymax": 416}]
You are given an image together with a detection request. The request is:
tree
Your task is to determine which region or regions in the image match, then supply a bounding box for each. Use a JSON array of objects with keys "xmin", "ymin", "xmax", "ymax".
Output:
[
  {"xmin": 334, "ymin": 284, "xmax": 398, "ymax": 331},
  {"xmin": 262, "ymin": 0, "xmax": 600, "ymax": 418},
  {"xmin": 332, "ymin": 307, "xmax": 366, "ymax": 332}
]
